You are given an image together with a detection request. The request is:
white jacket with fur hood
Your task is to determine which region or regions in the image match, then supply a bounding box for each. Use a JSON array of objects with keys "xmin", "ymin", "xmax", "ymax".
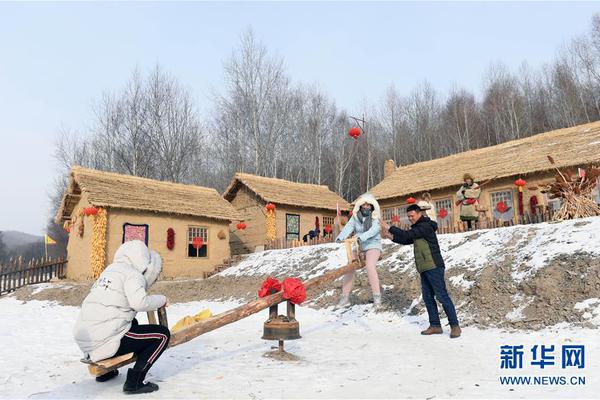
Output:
[
  {"xmin": 335, "ymin": 193, "xmax": 382, "ymax": 251},
  {"xmin": 73, "ymin": 240, "xmax": 166, "ymax": 362}
]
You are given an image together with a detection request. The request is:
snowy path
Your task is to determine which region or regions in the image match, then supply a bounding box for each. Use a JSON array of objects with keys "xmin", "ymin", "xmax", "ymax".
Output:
[{"xmin": 0, "ymin": 298, "xmax": 597, "ymax": 399}]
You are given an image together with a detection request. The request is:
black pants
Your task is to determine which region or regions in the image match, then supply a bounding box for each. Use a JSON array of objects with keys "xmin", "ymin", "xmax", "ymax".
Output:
[
  {"xmin": 113, "ymin": 319, "xmax": 171, "ymax": 371},
  {"xmin": 420, "ymin": 267, "xmax": 459, "ymax": 327}
]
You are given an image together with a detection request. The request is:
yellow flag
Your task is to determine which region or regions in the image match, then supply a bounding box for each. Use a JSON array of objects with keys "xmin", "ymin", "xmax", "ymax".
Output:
[{"xmin": 45, "ymin": 234, "xmax": 57, "ymax": 245}]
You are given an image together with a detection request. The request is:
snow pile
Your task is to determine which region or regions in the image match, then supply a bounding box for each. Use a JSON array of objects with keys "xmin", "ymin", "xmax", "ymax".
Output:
[{"xmin": 223, "ymin": 217, "xmax": 600, "ymax": 282}]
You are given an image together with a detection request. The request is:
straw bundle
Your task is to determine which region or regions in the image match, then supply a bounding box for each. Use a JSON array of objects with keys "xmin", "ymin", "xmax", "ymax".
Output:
[{"xmin": 542, "ymin": 156, "xmax": 600, "ymax": 220}]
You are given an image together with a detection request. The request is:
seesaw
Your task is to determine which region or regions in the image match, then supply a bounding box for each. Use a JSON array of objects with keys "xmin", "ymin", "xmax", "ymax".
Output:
[{"xmin": 85, "ymin": 238, "xmax": 362, "ymax": 376}]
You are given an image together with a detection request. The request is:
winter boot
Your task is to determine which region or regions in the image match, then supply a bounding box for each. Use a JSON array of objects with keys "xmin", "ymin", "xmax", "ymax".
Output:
[
  {"xmin": 450, "ymin": 325, "xmax": 462, "ymax": 339},
  {"xmin": 420, "ymin": 326, "xmax": 443, "ymax": 335},
  {"xmin": 123, "ymin": 368, "xmax": 159, "ymax": 394},
  {"xmin": 334, "ymin": 294, "xmax": 351, "ymax": 310},
  {"xmin": 95, "ymin": 369, "xmax": 119, "ymax": 382}
]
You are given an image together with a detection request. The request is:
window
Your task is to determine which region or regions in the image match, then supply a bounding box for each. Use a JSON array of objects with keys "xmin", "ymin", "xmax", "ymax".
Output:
[
  {"xmin": 322, "ymin": 216, "xmax": 335, "ymax": 228},
  {"xmin": 491, "ymin": 190, "xmax": 515, "ymax": 221},
  {"xmin": 382, "ymin": 207, "xmax": 394, "ymax": 224},
  {"xmin": 188, "ymin": 226, "xmax": 208, "ymax": 258},
  {"xmin": 396, "ymin": 206, "xmax": 409, "ymax": 225},
  {"xmin": 286, "ymin": 214, "xmax": 300, "ymax": 241},
  {"xmin": 435, "ymin": 199, "xmax": 453, "ymax": 227}
]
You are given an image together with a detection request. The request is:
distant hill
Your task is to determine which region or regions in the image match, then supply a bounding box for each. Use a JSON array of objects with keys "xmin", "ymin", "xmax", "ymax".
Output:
[{"xmin": 1, "ymin": 231, "xmax": 43, "ymax": 251}]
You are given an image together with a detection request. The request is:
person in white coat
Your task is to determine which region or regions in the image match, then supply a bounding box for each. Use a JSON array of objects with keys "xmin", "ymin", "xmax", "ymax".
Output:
[
  {"xmin": 74, "ymin": 240, "xmax": 169, "ymax": 394},
  {"xmin": 335, "ymin": 193, "xmax": 383, "ymax": 309}
]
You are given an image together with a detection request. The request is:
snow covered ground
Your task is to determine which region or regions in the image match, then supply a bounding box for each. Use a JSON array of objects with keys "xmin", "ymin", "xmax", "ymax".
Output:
[
  {"xmin": 3, "ymin": 217, "xmax": 600, "ymax": 398},
  {"xmin": 1, "ymin": 297, "xmax": 598, "ymax": 399},
  {"xmin": 221, "ymin": 216, "xmax": 600, "ymax": 284}
]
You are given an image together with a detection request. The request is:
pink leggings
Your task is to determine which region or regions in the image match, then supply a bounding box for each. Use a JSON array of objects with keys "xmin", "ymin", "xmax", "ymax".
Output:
[{"xmin": 342, "ymin": 248, "xmax": 381, "ymax": 295}]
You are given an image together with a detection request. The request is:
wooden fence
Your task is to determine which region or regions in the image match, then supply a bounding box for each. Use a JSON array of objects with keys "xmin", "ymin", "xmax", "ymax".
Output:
[
  {"xmin": 265, "ymin": 235, "xmax": 335, "ymax": 250},
  {"xmin": 264, "ymin": 211, "xmax": 557, "ymax": 251},
  {"xmin": 0, "ymin": 257, "xmax": 67, "ymax": 295}
]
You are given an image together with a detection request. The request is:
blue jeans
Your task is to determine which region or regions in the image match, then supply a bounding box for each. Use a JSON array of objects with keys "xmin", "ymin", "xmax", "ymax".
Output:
[{"xmin": 420, "ymin": 267, "xmax": 459, "ymax": 327}]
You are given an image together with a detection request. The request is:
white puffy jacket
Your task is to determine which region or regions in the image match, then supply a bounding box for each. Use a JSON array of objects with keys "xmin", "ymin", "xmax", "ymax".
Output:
[{"xmin": 73, "ymin": 240, "xmax": 166, "ymax": 362}]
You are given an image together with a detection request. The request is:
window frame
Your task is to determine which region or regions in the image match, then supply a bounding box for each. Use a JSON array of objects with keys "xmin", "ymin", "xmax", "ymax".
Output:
[
  {"xmin": 187, "ymin": 226, "xmax": 209, "ymax": 259},
  {"xmin": 285, "ymin": 213, "xmax": 301, "ymax": 241},
  {"xmin": 490, "ymin": 189, "xmax": 516, "ymax": 221},
  {"xmin": 434, "ymin": 198, "xmax": 453, "ymax": 227}
]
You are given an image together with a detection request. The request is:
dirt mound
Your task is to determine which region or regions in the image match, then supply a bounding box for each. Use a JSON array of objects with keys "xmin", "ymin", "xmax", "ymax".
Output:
[{"xmin": 9, "ymin": 217, "xmax": 600, "ymax": 330}]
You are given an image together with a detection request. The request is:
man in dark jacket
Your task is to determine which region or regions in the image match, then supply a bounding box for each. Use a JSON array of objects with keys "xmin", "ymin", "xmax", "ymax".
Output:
[{"xmin": 382, "ymin": 204, "xmax": 461, "ymax": 338}]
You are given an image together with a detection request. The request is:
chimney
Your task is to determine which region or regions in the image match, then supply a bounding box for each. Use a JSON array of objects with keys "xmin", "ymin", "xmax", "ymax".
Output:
[{"xmin": 384, "ymin": 160, "xmax": 396, "ymax": 178}]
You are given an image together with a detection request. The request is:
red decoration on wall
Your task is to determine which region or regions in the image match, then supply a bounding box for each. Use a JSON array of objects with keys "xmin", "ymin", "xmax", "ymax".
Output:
[
  {"xmin": 529, "ymin": 195, "xmax": 539, "ymax": 215},
  {"xmin": 517, "ymin": 191, "xmax": 524, "ymax": 216},
  {"xmin": 282, "ymin": 277, "xmax": 307, "ymax": 305},
  {"xmin": 266, "ymin": 203, "xmax": 276, "ymax": 211},
  {"xmin": 236, "ymin": 221, "xmax": 247, "ymax": 230},
  {"xmin": 258, "ymin": 277, "xmax": 282, "ymax": 298},
  {"xmin": 192, "ymin": 237, "xmax": 204, "ymax": 250},
  {"xmin": 348, "ymin": 126, "xmax": 361, "ymax": 139},
  {"xmin": 391, "ymin": 215, "xmax": 400, "ymax": 223},
  {"xmin": 496, "ymin": 200, "xmax": 509, "ymax": 214},
  {"xmin": 324, "ymin": 224, "xmax": 333, "ymax": 234},
  {"xmin": 166, "ymin": 228, "xmax": 175, "ymax": 250},
  {"xmin": 407, "ymin": 197, "xmax": 416, "ymax": 204},
  {"xmin": 514, "ymin": 178, "xmax": 526, "ymax": 216},
  {"xmin": 348, "ymin": 210, "xmax": 353, "ymax": 217},
  {"xmin": 438, "ymin": 208, "xmax": 448, "ymax": 219}
]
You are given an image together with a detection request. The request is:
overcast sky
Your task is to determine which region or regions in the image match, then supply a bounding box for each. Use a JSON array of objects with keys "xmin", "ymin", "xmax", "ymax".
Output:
[{"xmin": 1, "ymin": 1, "xmax": 599, "ymax": 235}]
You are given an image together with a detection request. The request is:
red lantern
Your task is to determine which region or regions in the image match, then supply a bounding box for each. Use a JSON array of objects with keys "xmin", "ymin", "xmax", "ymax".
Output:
[
  {"xmin": 438, "ymin": 208, "xmax": 448, "ymax": 219},
  {"xmin": 496, "ymin": 201, "xmax": 509, "ymax": 214},
  {"xmin": 515, "ymin": 178, "xmax": 527, "ymax": 193},
  {"xmin": 266, "ymin": 203, "xmax": 276, "ymax": 211},
  {"xmin": 192, "ymin": 237, "xmax": 204, "ymax": 249},
  {"xmin": 324, "ymin": 224, "xmax": 333, "ymax": 234},
  {"xmin": 282, "ymin": 277, "xmax": 307, "ymax": 305},
  {"xmin": 167, "ymin": 228, "xmax": 175, "ymax": 250},
  {"xmin": 84, "ymin": 206, "xmax": 98, "ymax": 216},
  {"xmin": 391, "ymin": 215, "xmax": 400, "ymax": 224},
  {"xmin": 348, "ymin": 127, "xmax": 361, "ymax": 139},
  {"xmin": 258, "ymin": 277, "xmax": 282, "ymax": 298},
  {"xmin": 349, "ymin": 210, "xmax": 353, "ymax": 217},
  {"xmin": 407, "ymin": 197, "xmax": 416, "ymax": 204},
  {"xmin": 236, "ymin": 221, "xmax": 247, "ymax": 230}
]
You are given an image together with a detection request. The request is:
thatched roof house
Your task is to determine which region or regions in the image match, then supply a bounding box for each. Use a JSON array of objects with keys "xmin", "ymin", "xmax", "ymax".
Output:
[
  {"xmin": 223, "ymin": 173, "xmax": 351, "ymax": 254},
  {"xmin": 371, "ymin": 121, "xmax": 600, "ymax": 227},
  {"xmin": 56, "ymin": 166, "xmax": 241, "ymax": 280}
]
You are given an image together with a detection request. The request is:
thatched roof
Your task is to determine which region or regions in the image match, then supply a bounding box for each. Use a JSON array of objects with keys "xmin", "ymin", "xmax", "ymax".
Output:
[
  {"xmin": 223, "ymin": 173, "xmax": 351, "ymax": 211},
  {"xmin": 370, "ymin": 121, "xmax": 600, "ymax": 201},
  {"xmin": 55, "ymin": 166, "xmax": 241, "ymax": 222}
]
